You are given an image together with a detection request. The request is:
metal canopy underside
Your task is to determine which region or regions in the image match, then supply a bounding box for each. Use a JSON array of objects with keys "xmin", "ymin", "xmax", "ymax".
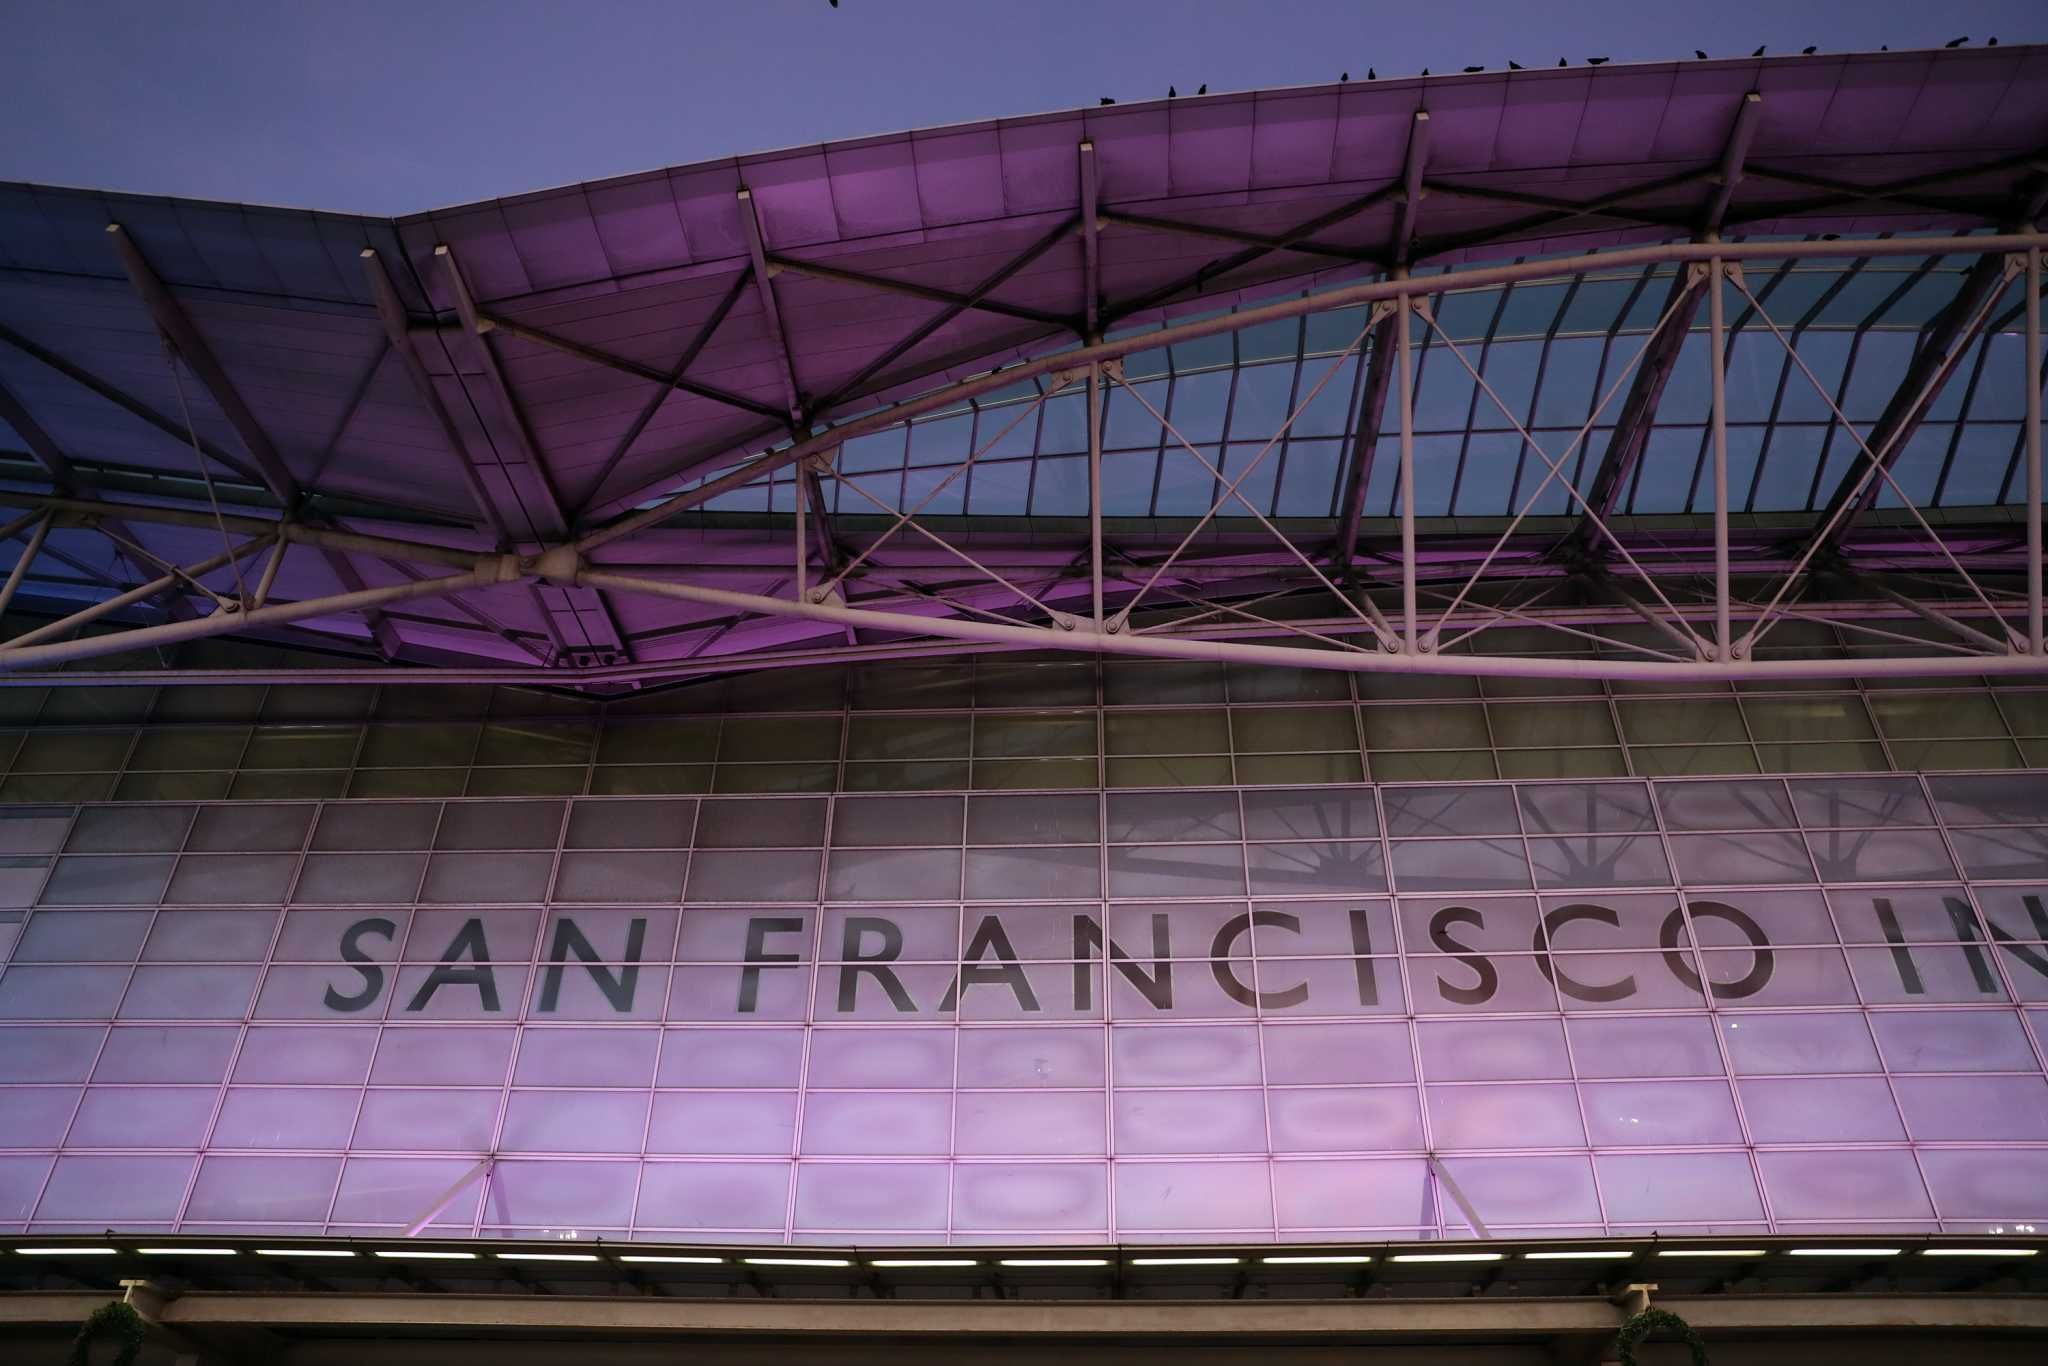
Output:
[{"xmin": 0, "ymin": 47, "xmax": 2046, "ymax": 686}]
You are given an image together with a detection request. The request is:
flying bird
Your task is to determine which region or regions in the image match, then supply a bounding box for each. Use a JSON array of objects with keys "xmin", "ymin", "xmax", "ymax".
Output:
[{"xmin": 1946, "ymin": 36, "xmax": 1968, "ymax": 47}]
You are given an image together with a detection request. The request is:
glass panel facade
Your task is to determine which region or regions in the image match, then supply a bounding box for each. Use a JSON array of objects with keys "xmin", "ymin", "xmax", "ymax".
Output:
[{"xmin": 4, "ymin": 670, "xmax": 2047, "ymax": 1244}]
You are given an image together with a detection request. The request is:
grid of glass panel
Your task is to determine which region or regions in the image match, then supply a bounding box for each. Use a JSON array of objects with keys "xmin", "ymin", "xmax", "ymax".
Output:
[
  {"xmin": 698, "ymin": 247, "xmax": 2044, "ymax": 524},
  {"xmin": 2, "ymin": 766, "xmax": 2044, "ymax": 1244},
  {"xmin": 2, "ymin": 644, "xmax": 2044, "ymax": 803}
]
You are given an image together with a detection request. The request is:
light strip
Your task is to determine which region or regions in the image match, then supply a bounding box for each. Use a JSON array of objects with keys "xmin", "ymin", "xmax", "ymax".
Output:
[
  {"xmin": 1262, "ymin": 1254, "xmax": 1373, "ymax": 1265},
  {"xmin": 1657, "ymin": 1249, "xmax": 1764, "ymax": 1258},
  {"xmin": 618, "ymin": 1255, "xmax": 724, "ymax": 1265},
  {"xmin": 1130, "ymin": 1256, "xmax": 1241, "ymax": 1266},
  {"xmin": 1525, "ymin": 1250, "xmax": 1634, "ymax": 1261},
  {"xmin": 743, "ymin": 1257, "xmax": 851, "ymax": 1268},
  {"xmin": 138, "ymin": 1247, "xmax": 238, "ymax": 1257},
  {"xmin": 14, "ymin": 1247, "xmax": 118, "ymax": 1256},
  {"xmin": 870, "ymin": 1258, "xmax": 978, "ymax": 1268},
  {"xmin": 256, "ymin": 1248, "xmax": 357, "ymax": 1258},
  {"xmin": 1922, "ymin": 1248, "xmax": 2039, "ymax": 1258},
  {"xmin": 1389, "ymin": 1252, "xmax": 1503, "ymax": 1264},
  {"xmin": 373, "ymin": 1250, "xmax": 477, "ymax": 1260},
  {"xmin": 999, "ymin": 1258, "xmax": 1109, "ymax": 1267},
  {"xmin": 1786, "ymin": 1248, "xmax": 1900, "ymax": 1257},
  {"xmin": 496, "ymin": 1252, "xmax": 599, "ymax": 1263}
]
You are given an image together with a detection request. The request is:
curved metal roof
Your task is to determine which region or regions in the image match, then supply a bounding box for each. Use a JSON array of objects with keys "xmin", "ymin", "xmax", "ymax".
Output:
[{"xmin": 0, "ymin": 46, "xmax": 2044, "ymax": 678}]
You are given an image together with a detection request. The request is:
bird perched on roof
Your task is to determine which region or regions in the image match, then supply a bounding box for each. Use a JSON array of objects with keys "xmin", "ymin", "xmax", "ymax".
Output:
[
  {"xmin": 1587, "ymin": 56, "xmax": 1608, "ymax": 65},
  {"xmin": 1989, "ymin": 37, "xmax": 1998, "ymax": 46},
  {"xmin": 1946, "ymin": 36, "xmax": 1968, "ymax": 47},
  {"xmin": 1100, "ymin": 97, "xmax": 1115, "ymax": 105},
  {"xmin": 1421, "ymin": 67, "xmax": 1430, "ymax": 74},
  {"xmin": 1695, "ymin": 49, "xmax": 1708, "ymax": 59},
  {"xmin": 1341, "ymin": 71, "xmax": 1349, "ymax": 81},
  {"xmin": 1168, "ymin": 86, "xmax": 1177, "ymax": 97},
  {"xmin": 1367, "ymin": 68, "xmax": 1375, "ymax": 79},
  {"xmin": 1802, "ymin": 45, "xmax": 1817, "ymax": 54},
  {"xmin": 1752, "ymin": 45, "xmax": 1766, "ymax": 56},
  {"xmin": 1197, "ymin": 83, "xmax": 1207, "ymax": 93},
  {"xmin": 1557, "ymin": 57, "xmax": 1566, "ymax": 66},
  {"xmin": 1464, "ymin": 65, "xmax": 1483, "ymax": 72},
  {"xmin": 1508, "ymin": 60, "xmax": 1523, "ymax": 69}
]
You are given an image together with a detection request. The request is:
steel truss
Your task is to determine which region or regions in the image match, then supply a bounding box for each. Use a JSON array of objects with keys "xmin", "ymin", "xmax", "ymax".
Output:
[{"xmin": 0, "ymin": 231, "xmax": 2044, "ymax": 687}]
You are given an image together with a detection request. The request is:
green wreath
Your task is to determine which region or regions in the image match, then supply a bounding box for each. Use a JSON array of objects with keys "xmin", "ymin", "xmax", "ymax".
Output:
[
  {"xmin": 1615, "ymin": 1307, "xmax": 1708, "ymax": 1366},
  {"xmin": 65, "ymin": 1300, "xmax": 146, "ymax": 1366}
]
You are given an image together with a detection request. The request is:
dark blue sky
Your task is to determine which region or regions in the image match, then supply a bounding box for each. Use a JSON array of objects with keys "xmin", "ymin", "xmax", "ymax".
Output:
[{"xmin": 5, "ymin": 0, "xmax": 2047, "ymax": 214}]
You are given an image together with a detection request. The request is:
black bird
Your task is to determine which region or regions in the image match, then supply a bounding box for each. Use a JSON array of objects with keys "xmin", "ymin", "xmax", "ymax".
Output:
[
  {"xmin": 1695, "ymin": 49, "xmax": 1708, "ymax": 59},
  {"xmin": 1752, "ymin": 45, "xmax": 1766, "ymax": 56},
  {"xmin": 1946, "ymin": 36, "xmax": 1968, "ymax": 47},
  {"xmin": 1802, "ymin": 45, "xmax": 1816, "ymax": 54},
  {"xmin": 829, "ymin": 0, "xmax": 837, "ymax": 6},
  {"xmin": 1367, "ymin": 68, "xmax": 1375, "ymax": 79},
  {"xmin": 1100, "ymin": 97, "xmax": 1116, "ymax": 105},
  {"xmin": 1341, "ymin": 71, "xmax": 1349, "ymax": 81},
  {"xmin": 1421, "ymin": 66, "xmax": 1429, "ymax": 74},
  {"xmin": 1586, "ymin": 56, "xmax": 1608, "ymax": 65},
  {"xmin": 1989, "ymin": 37, "xmax": 1998, "ymax": 46},
  {"xmin": 1168, "ymin": 85, "xmax": 1177, "ymax": 97},
  {"xmin": 1557, "ymin": 57, "xmax": 1567, "ymax": 66},
  {"xmin": 1464, "ymin": 65, "xmax": 1483, "ymax": 72},
  {"xmin": 1508, "ymin": 60, "xmax": 1523, "ymax": 69},
  {"xmin": 1197, "ymin": 83, "xmax": 1207, "ymax": 93}
]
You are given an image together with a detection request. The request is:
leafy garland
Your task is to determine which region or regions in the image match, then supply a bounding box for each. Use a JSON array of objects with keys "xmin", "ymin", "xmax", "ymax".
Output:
[
  {"xmin": 1616, "ymin": 1307, "xmax": 1708, "ymax": 1366},
  {"xmin": 65, "ymin": 1300, "xmax": 145, "ymax": 1366}
]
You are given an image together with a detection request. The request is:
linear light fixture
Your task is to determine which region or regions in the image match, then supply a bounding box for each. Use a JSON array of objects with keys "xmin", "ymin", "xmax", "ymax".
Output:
[
  {"xmin": 1130, "ymin": 1256, "xmax": 1241, "ymax": 1266},
  {"xmin": 618, "ymin": 1255, "xmax": 724, "ymax": 1265},
  {"xmin": 14, "ymin": 1247, "xmax": 118, "ymax": 1256},
  {"xmin": 137, "ymin": 1247, "xmax": 238, "ymax": 1257},
  {"xmin": 256, "ymin": 1248, "xmax": 357, "ymax": 1258},
  {"xmin": 1657, "ymin": 1249, "xmax": 1764, "ymax": 1258},
  {"xmin": 870, "ymin": 1258, "xmax": 979, "ymax": 1268},
  {"xmin": 742, "ymin": 1257, "xmax": 851, "ymax": 1268},
  {"xmin": 1921, "ymin": 1248, "xmax": 2039, "ymax": 1257},
  {"xmin": 1389, "ymin": 1252, "xmax": 1503, "ymax": 1264},
  {"xmin": 373, "ymin": 1250, "xmax": 477, "ymax": 1260},
  {"xmin": 999, "ymin": 1258, "xmax": 1109, "ymax": 1267},
  {"xmin": 1786, "ymin": 1247, "xmax": 1900, "ymax": 1257},
  {"xmin": 496, "ymin": 1252, "xmax": 599, "ymax": 1263},
  {"xmin": 1262, "ymin": 1254, "xmax": 1373, "ymax": 1265},
  {"xmin": 1525, "ymin": 1250, "xmax": 1633, "ymax": 1260}
]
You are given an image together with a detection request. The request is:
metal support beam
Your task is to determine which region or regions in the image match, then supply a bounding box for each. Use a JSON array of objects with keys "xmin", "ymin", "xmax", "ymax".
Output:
[
  {"xmin": 105, "ymin": 223, "xmax": 299, "ymax": 504},
  {"xmin": 476, "ymin": 310, "xmax": 787, "ymax": 421},
  {"xmin": 1708, "ymin": 256, "xmax": 1732, "ymax": 658},
  {"xmin": 2031, "ymin": 243, "xmax": 2044, "ymax": 654},
  {"xmin": 1394, "ymin": 111, "xmax": 1432, "ymax": 270},
  {"xmin": 765, "ymin": 253, "xmax": 1074, "ymax": 329},
  {"xmin": 1805, "ymin": 252, "xmax": 2017, "ymax": 556},
  {"xmin": 434, "ymin": 244, "xmax": 572, "ymax": 537},
  {"xmin": 403, "ymin": 1156, "xmax": 494, "ymax": 1238},
  {"xmin": 1570, "ymin": 94, "xmax": 1761, "ymax": 556},
  {"xmin": 1079, "ymin": 140, "xmax": 1101, "ymax": 337},
  {"xmin": 736, "ymin": 188, "xmax": 806, "ymax": 428},
  {"xmin": 1332, "ymin": 304, "xmax": 1398, "ymax": 578},
  {"xmin": 318, "ymin": 549, "xmax": 406, "ymax": 661},
  {"xmin": 573, "ymin": 266, "xmax": 757, "ymax": 519},
  {"xmin": 0, "ymin": 376, "xmax": 76, "ymax": 487},
  {"xmin": 0, "ymin": 515, "xmax": 51, "ymax": 622},
  {"xmin": 360, "ymin": 249, "xmax": 512, "ymax": 544}
]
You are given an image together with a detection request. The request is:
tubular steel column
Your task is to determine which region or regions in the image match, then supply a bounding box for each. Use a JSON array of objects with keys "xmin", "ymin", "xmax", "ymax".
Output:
[
  {"xmin": 1089, "ymin": 360, "xmax": 1105, "ymax": 628},
  {"xmin": 1396, "ymin": 288, "xmax": 1417, "ymax": 652},
  {"xmin": 2029, "ymin": 245, "xmax": 2043, "ymax": 655},
  {"xmin": 1708, "ymin": 256, "xmax": 1731, "ymax": 660}
]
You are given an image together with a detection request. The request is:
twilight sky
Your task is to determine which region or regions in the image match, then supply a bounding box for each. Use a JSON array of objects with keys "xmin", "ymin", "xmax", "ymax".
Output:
[{"xmin": 4, "ymin": 0, "xmax": 2048, "ymax": 214}]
